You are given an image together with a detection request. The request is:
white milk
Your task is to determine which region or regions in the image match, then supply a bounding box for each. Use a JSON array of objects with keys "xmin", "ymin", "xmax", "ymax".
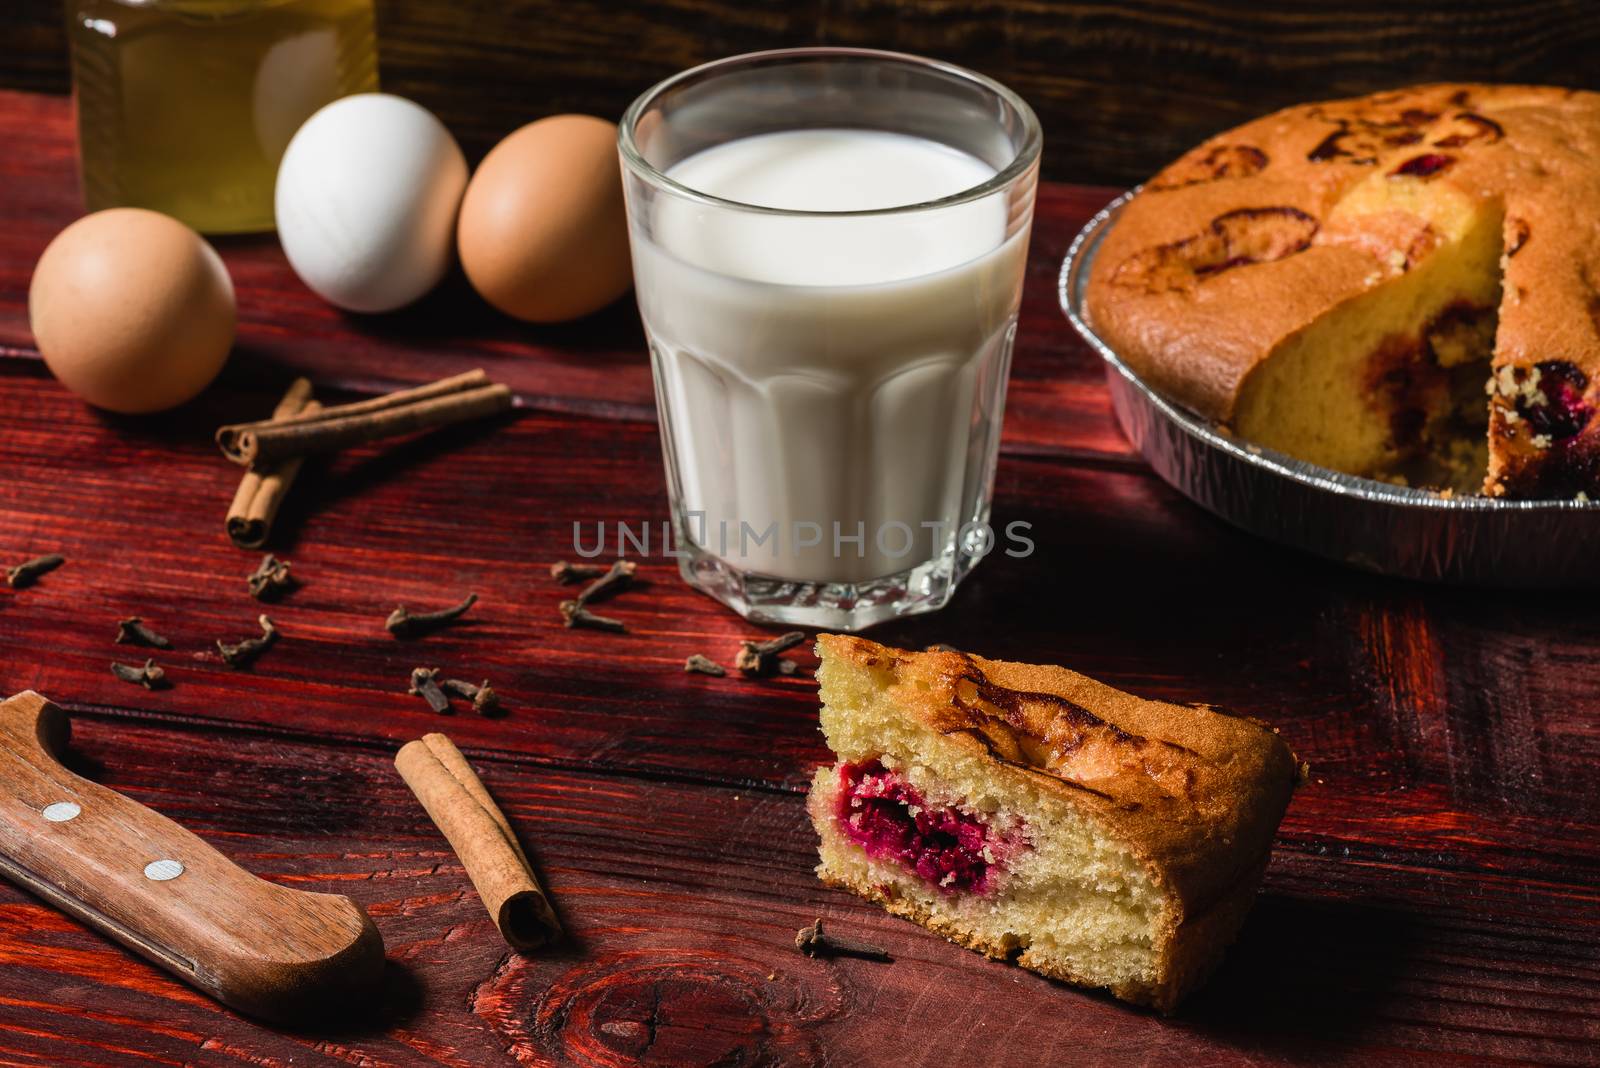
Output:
[{"xmin": 632, "ymin": 128, "xmax": 1027, "ymax": 584}]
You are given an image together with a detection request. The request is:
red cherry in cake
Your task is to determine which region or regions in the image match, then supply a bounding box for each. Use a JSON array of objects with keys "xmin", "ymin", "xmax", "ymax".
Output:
[
  {"xmin": 1390, "ymin": 153, "xmax": 1456, "ymax": 178},
  {"xmin": 834, "ymin": 761, "xmax": 1024, "ymax": 895},
  {"xmin": 1519, "ymin": 360, "xmax": 1594, "ymax": 441}
]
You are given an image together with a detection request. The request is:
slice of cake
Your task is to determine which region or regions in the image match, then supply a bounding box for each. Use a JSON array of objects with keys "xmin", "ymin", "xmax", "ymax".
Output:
[
  {"xmin": 807, "ymin": 635, "xmax": 1300, "ymax": 1011},
  {"xmin": 1084, "ymin": 83, "xmax": 1600, "ymax": 497}
]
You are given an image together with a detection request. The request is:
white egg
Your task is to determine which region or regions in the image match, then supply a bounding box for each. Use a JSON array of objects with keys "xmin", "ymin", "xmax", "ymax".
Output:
[{"xmin": 275, "ymin": 93, "xmax": 467, "ymax": 312}]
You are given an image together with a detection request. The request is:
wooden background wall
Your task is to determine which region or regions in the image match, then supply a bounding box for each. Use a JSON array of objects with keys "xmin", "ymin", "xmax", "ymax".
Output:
[{"xmin": 7, "ymin": 0, "xmax": 1600, "ymax": 184}]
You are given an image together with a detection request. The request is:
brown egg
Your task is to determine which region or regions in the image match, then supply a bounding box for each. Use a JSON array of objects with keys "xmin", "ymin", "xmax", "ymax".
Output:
[
  {"xmin": 29, "ymin": 208, "xmax": 235, "ymax": 414},
  {"xmin": 459, "ymin": 115, "xmax": 633, "ymax": 323}
]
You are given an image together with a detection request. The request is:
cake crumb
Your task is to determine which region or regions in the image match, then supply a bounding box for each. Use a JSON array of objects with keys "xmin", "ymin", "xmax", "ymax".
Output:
[
  {"xmin": 1524, "ymin": 365, "xmax": 1546, "ymax": 403},
  {"xmin": 1490, "ymin": 365, "xmax": 1548, "ymax": 411},
  {"xmin": 1532, "ymin": 433, "xmax": 1553, "ymax": 450}
]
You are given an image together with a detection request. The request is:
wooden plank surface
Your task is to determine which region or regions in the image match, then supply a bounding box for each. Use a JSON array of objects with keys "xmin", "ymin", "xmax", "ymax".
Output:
[
  {"xmin": 0, "ymin": 88, "xmax": 1596, "ymax": 1065},
  {"xmin": 7, "ymin": 3, "xmax": 1600, "ymax": 184},
  {"xmin": 0, "ymin": 717, "xmax": 1593, "ymax": 1067}
]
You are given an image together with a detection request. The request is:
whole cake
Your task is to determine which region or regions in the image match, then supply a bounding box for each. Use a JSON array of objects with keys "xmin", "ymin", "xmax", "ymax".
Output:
[
  {"xmin": 807, "ymin": 635, "xmax": 1300, "ymax": 1011},
  {"xmin": 1084, "ymin": 84, "xmax": 1600, "ymax": 498}
]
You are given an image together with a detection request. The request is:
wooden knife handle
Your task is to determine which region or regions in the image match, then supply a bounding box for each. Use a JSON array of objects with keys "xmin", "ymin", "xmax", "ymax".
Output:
[{"xmin": 0, "ymin": 691, "xmax": 384, "ymax": 1025}]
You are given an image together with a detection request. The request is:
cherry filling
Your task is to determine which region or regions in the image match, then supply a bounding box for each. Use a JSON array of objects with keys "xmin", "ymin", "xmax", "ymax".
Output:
[
  {"xmin": 1519, "ymin": 361, "xmax": 1594, "ymax": 442},
  {"xmin": 1390, "ymin": 152, "xmax": 1456, "ymax": 178},
  {"xmin": 834, "ymin": 761, "xmax": 1023, "ymax": 896}
]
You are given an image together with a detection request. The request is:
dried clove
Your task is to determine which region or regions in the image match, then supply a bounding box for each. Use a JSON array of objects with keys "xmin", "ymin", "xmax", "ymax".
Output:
[
  {"xmin": 684, "ymin": 654, "xmax": 726, "ymax": 677},
  {"xmin": 116, "ymin": 617, "xmax": 171, "ymax": 649},
  {"xmin": 7, "ymin": 553, "xmax": 63, "ymax": 589},
  {"xmin": 735, "ymin": 631, "xmax": 807, "ymax": 677},
  {"xmin": 218, "ymin": 615, "xmax": 278, "ymax": 668},
  {"xmin": 794, "ymin": 919, "xmax": 891, "ymax": 963},
  {"xmin": 571, "ymin": 560, "xmax": 636, "ymax": 605},
  {"xmin": 549, "ymin": 561, "xmax": 608, "ymax": 584},
  {"xmin": 441, "ymin": 677, "xmax": 500, "ymax": 715},
  {"xmin": 111, "ymin": 659, "xmax": 167, "ymax": 689},
  {"xmin": 553, "ymin": 560, "xmax": 636, "ymax": 633},
  {"xmin": 246, "ymin": 554, "xmax": 296, "ymax": 601},
  {"xmin": 408, "ymin": 667, "xmax": 452, "ymax": 714},
  {"xmin": 560, "ymin": 600, "xmax": 626, "ymax": 632},
  {"xmin": 388, "ymin": 593, "xmax": 478, "ymax": 639}
]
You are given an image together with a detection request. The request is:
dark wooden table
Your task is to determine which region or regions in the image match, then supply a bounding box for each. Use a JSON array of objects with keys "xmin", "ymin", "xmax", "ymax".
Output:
[{"xmin": 0, "ymin": 88, "xmax": 1595, "ymax": 1067}]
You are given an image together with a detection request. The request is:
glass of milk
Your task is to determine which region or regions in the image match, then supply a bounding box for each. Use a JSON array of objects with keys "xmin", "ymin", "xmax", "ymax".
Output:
[{"xmin": 620, "ymin": 48, "xmax": 1040, "ymax": 630}]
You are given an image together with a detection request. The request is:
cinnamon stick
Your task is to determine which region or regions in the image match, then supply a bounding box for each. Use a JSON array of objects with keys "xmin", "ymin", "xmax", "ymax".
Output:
[
  {"xmin": 395, "ymin": 733, "xmax": 561, "ymax": 950},
  {"xmin": 225, "ymin": 378, "xmax": 319, "ymax": 548},
  {"xmin": 216, "ymin": 369, "xmax": 513, "ymax": 468}
]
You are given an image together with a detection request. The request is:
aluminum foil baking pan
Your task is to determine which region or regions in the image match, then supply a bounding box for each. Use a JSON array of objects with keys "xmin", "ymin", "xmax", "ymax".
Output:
[{"xmin": 1058, "ymin": 191, "xmax": 1600, "ymax": 587}]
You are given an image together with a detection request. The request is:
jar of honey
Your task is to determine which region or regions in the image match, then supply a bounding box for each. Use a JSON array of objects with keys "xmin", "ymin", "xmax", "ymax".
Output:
[{"xmin": 65, "ymin": 0, "xmax": 379, "ymax": 234}]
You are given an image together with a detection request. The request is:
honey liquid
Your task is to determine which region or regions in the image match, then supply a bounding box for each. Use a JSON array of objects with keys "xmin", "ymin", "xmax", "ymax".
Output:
[{"xmin": 66, "ymin": 0, "xmax": 378, "ymax": 233}]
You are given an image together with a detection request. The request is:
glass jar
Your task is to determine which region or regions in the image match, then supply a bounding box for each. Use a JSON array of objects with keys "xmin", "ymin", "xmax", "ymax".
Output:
[{"xmin": 65, "ymin": 0, "xmax": 379, "ymax": 234}]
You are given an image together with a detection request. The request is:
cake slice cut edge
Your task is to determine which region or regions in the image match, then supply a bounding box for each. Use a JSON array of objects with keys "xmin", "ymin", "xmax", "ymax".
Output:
[
  {"xmin": 807, "ymin": 634, "xmax": 1302, "ymax": 1012},
  {"xmin": 1232, "ymin": 172, "xmax": 1505, "ymax": 490},
  {"xmin": 1081, "ymin": 84, "xmax": 1600, "ymax": 499}
]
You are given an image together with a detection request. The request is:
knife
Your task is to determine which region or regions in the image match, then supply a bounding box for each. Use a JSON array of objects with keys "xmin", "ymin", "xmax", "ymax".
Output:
[{"xmin": 0, "ymin": 691, "xmax": 385, "ymax": 1024}]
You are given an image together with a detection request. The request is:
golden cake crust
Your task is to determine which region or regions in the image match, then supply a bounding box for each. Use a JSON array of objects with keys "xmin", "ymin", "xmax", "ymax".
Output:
[
  {"xmin": 816, "ymin": 634, "xmax": 1301, "ymax": 1009},
  {"xmin": 1083, "ymin": 83, "xmax": 1600, "ymax": 496}
]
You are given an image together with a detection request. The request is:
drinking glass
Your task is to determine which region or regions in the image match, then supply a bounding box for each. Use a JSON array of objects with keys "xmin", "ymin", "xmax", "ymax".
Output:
[{"xmin": 620, "ymin": 47, "xmax": 1040, "ymax": 630}]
